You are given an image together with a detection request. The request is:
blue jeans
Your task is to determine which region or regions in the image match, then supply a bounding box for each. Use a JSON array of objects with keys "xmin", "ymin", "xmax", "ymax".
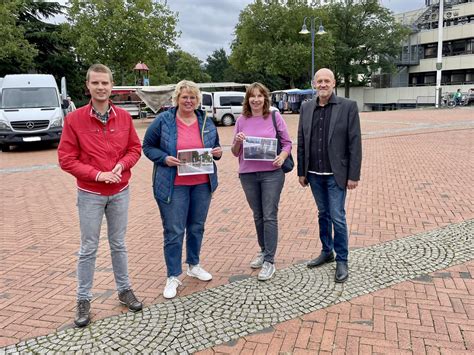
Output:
[
  {"xmin": 77, "ymin": 188, "xmax": 131, "ymax": 301},
  {"xmin": 239, "ymin": 169, "xmax": 285, "ymax": 263},
  {"xmin": 157, "ymin": 183, "xmax": 212, "ymax": 277},
  {"xmin": 307, "ymin": 174, "xmax": 349, "ymax": 262}
]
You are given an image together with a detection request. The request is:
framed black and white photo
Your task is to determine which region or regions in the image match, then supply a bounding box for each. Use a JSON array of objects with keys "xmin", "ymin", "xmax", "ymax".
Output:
[
  {"xmin": 177, "ymin": 148, "xmax": 214, "ymax": 176},
  {"xmin": 243, "ymin": 136, "xmax": 278, "ymax": 161}
]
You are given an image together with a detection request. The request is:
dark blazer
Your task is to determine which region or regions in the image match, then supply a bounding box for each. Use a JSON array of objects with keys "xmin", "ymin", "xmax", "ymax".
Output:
[{"xmin": 297, "ymin": 94, "xmax": 362, "ymax": 189}]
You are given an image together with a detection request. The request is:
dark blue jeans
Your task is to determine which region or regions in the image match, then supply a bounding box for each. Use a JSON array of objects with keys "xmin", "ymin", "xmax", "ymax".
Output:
[
  {"xmin": 157, "ymin": 183, "xmax": 212, "ymax": 277},
  {"xmin": 239, "ymin": 169, "xmax": 285, "ymax": 263},
  {"xmin": 307, "ymin": 174, "xmax": 349, "ymax": 262}
]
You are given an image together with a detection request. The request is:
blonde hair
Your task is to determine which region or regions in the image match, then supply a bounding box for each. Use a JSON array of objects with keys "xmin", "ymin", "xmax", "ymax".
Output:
[
  {"xmin": 242, "ymin": 82, "xmax": 271, "ymax": 118},
  {"xmin": 172, "ymin": 80, "xmax": 201, "ymax": 109},
  {"xmin": 86, "ymin": 64, "xmax": 113, "ymax": 82}
]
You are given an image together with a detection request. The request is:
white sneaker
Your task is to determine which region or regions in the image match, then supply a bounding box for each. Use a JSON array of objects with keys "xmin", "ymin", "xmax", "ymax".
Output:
[
  {"xmin": 258, "ymin": 261, "xmax": 275, "ymax": 281},
  {"xmin": 250, "ymin": 252, "xmax": 264, "ymax": 269},
  {"xmin": 163, "ymin": 277, "xmax": 182, "ymax": 299},
  {"xmin": 187, "ymin": 264, "xmax": 212, "ymax": 281}
]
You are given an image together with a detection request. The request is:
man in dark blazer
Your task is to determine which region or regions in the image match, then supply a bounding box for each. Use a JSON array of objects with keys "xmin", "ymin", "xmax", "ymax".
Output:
[{"xmin": 297, "ymin": 68, "xmax": 362, "ymax": 283}]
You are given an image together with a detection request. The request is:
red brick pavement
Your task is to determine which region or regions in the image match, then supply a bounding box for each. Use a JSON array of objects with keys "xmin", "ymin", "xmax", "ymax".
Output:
[
  {"xmin": 1, "ymin": 108, "xmax": 473, "ymax": 350},
  {"xmin": 200, "ymin": 261, "xmax": 474, "ymax": 355}
]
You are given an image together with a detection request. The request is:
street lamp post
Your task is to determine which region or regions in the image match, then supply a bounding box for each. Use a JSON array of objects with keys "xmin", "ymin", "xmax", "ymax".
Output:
[{"xmin": 299, "ymin": 17, "xmax": 326, "ymax": 86}]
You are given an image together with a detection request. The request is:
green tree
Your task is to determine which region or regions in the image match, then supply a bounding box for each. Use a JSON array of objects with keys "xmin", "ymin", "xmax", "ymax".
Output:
[
  {"xmin": 327, "ymin": 0, "xmax": 409, "ymax": 97},
  {"xmin": 205, "ymin": 49, "xmax": 230, "ymax": 82},
  {"xmin": 0, "ymin": 0, "xmax": 38, "ymax": 75},
  {"xmin": 230, "ymin": 0, "xmax": 334, "ymax": 89},
  {"xmin": 18, "ymin": 1, "xmax": 86, "ymax": 100},
  {"xmin": 67, "ymin": 0, "xmax": 178, "ymax": 85},
  {"xmin": 166, "ymin": 50, "xmax": 211, "ymax": 84},
  {"xmin": 0, "ymin": 1, "xmax": 86, "ymax": 101}
]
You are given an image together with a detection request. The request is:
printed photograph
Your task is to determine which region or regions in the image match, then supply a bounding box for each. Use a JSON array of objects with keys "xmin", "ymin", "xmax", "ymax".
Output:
[
  {"xmin": 243, "ymin": 136, "xmax": 278, "ymax": 161},
  {"xmin": 177, "ymin": 148, "xmax": 214, "ymax": 176}
]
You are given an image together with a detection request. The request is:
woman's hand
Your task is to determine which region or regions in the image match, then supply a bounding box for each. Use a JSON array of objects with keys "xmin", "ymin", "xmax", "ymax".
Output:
[
  {"xmin": 234, "ymin": 132, "xmax": 246, "ymax": 143},
  {"xmin": 231, "ymin": 132, "xmax": 246, "ymax": 156},
  {"xmin": 165, "ymin": 156, "xmax": 181, "ymax": 167},
  {"xmin": 273, "ymin": 151, "xmax": 288, "ymax": 167},
  {"xmin": 211, "ymin": 147, "xmax": 222, "ymax": 158}
]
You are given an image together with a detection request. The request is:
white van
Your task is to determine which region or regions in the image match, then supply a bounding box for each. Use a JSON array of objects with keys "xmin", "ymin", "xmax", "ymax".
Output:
[
  {"xmin": 201, "ymin": 91, "xmax": 245, "ymax": 126},
  {"xmin": 0, "ymin": 74, "xmax": 67, "ymax": 152}
]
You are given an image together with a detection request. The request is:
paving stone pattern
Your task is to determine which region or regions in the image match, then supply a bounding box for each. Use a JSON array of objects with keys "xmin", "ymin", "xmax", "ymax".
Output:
[{"xmin": 3, "ymin": 220, "xmax": 472, "ymax": 354}]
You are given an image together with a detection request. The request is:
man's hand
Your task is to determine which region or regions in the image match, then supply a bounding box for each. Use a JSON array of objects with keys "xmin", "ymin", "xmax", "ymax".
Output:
[
  {"xmin": 347, "ymin": 179, "xmax": 358, "ymax": 190},
  {"xmin": 98, "ymin": 171, "xmax": 121, "ymax": 184},
  {"xmin": 165, "ymin": 156, "xmax": 181, "ymax": 167},
  {"xmin": 299, "ymin": 176, "xmax": 308, "ymax": 187},
  {"xmin": 112, "ymin": 163, "xmax": 123, "ymax": 178}
]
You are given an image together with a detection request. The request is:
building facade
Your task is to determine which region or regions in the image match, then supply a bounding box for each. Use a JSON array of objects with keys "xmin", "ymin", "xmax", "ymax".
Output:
[{"xmin": 352, "ymin": 0, "xmax": 473, "ymax": 110}]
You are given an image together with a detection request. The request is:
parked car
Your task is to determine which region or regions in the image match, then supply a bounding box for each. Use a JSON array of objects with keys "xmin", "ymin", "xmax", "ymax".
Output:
[
  {"xmin": 201, "ymin": 91, "xmax": 245, "ymax": 126},
  {"xmin": 0, "ymin": 74, "xmax": 68, "ymax": 152}
]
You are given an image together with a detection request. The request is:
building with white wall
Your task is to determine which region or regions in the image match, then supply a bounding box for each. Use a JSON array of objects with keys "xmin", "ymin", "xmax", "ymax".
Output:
[{"xmin": 352, "ymin": 0, "xmax": 473, "ymax": 110}]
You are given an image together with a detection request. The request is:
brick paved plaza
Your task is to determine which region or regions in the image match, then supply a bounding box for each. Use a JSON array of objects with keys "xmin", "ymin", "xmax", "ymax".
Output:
[{"xmin": 1, "ymin": 107, "xmax": 473, "ymax": 353}]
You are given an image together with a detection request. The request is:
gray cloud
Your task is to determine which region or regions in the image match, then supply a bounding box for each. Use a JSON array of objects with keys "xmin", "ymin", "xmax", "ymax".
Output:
[{"xmin": 167, "ymin": 0, "xmax": 254, "ymax": 62}]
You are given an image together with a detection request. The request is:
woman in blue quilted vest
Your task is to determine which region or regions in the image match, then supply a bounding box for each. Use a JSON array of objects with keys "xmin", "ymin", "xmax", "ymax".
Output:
[{"xmin": 143, "ymin": 80, "xmax": 222, "ymax": 299}]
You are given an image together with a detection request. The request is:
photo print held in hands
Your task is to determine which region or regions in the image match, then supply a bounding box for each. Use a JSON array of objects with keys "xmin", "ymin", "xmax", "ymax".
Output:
[
  {"xmin": 243, "ymin": 137, "xmax": 278, "ymax": 161},
  {"xmin": 177, "ymin": 148, "xmax": 214, "ymax": 176}
]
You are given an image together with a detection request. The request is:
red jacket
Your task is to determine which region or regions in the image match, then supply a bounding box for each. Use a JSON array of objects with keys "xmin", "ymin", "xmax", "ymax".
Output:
[{"xmin": 58, "ymin": 102, "xmax": 141, "ymax": 195}]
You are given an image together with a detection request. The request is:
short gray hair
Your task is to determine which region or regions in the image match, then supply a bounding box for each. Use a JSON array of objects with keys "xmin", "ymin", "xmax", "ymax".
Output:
[{"xmin": 172, "ymin": 80, "xmax": 201, "ymax": 109}]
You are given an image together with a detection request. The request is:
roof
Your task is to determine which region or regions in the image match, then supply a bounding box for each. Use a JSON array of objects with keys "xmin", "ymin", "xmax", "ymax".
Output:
[{"xmin": 133, "ymin": 63, "xmax": 149, "ymax": 71}]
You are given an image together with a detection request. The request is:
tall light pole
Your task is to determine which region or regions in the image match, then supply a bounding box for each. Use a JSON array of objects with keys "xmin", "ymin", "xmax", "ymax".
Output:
[
  {"xmin": 299, "ymin": 17, "xmax": 326, "ymax": 89},
  {"xmin": 435, "ymin": 0, "xmax": 444, "ymax": 108}
]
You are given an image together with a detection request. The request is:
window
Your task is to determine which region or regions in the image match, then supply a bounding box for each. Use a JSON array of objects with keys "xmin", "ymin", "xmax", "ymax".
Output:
[
  {"xmin": 452, "ymin": 40, "xmax": 467, "ymax": 55},
  {"xmin": 202, "ymin": 94, "xmax": 212, "ymax": 106},
  {"xmin": 219, "ymin": 96, "xmax": 244, "ymax": 106},
  {"xmin": 1, "ymin": 88, "xmax": 59, "ymax": 109},
  {"xmin": 424, "ymin": 44, "xmax": 437, "ymax": 58}
]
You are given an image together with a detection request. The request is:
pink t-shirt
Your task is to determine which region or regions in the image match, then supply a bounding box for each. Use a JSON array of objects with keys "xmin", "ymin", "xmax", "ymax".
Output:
[
  {"xmin": 174, "ymin": 118, "xmax": 209, "ymax": 186},
  {"xmin": 233, "ymin": 111, "xmax": 292, "ymax": 174}
]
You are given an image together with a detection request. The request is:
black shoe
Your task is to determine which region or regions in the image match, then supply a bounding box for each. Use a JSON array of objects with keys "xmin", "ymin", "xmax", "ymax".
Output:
[
  {"xmin": 119, "ymin": 289, "xmax": 143, "ymax": 312},
  {"xmin": 335, "ymin": 261, "xmax": 349, "ymax": 283},
  {"xmin": 307, "ymin": 252, "xmax": 335, "ymax": 268},
  {"xmin": 74, "ymin": 299, "xmax": 91, "ymax": 327}
]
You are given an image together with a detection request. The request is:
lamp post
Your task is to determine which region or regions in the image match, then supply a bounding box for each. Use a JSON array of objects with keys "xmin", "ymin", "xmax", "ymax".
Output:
[
  {"xmin": 435, "ymin": 0, "xmax": 444, "ymax": 108},
  {"xmin": 299, "ymin": 17, "xmax": 326, "ymax": 86}
]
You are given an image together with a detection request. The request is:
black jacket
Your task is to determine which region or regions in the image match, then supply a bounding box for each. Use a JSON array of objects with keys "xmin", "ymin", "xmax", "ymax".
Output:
[{"xmin": 297, "ymin": 95, "xmax": 362, "ymax": 189}]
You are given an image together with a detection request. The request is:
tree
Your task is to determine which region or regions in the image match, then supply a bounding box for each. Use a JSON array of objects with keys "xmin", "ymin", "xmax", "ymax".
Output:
[
  {"xmin": 17, "ymin": 1, "xmax": 87, "ymax": 100},
  {"xmin": 0, "ymin": 0, "xmax": 86, "ymax": 100},
  {"xmin": 205, "ymin": 49, "xmax": 230, "ymax": 82},
  {"xmin": 327, "ymin": 0, "xmax": 409, "ymax": 97},
  {"xmin": 230, "ymin": 0, "xmax": 334, "ymax": 89},
  {"xmin": 166, "ymin": 50, "xmax": 211, "ymax": 84},
  {"xmin": 0, "ymin": 0, "xmax": 38, "ymax": 75},
  {"xmin": 67, "ymin": 0, "xmax": 178, "ymax": 85}
]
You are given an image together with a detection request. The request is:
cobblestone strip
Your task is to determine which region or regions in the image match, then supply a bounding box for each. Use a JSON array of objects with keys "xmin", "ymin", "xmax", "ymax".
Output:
[
  {"xmin": 0, "ymin": 163, "xmax": 59, "ymax": 174},
  {"xmin": 2, "ymin": 220, "xmax": 472, "ymax": 354}
]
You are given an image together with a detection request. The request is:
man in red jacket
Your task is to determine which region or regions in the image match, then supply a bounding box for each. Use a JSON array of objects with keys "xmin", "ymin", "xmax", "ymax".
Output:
[{"xmin": 58, "ymin": 64, "xmax": 143, "ymax": 327}]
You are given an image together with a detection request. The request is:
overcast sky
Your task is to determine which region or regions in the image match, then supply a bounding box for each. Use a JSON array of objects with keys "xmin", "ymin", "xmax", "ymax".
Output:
[
  {"xmin": 167, "ymin": 0, "xmax": 426, "ymax": 62},
  {"xmin": 50, "ymin": 0, "xmax": 427, "ymax": 63}
]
